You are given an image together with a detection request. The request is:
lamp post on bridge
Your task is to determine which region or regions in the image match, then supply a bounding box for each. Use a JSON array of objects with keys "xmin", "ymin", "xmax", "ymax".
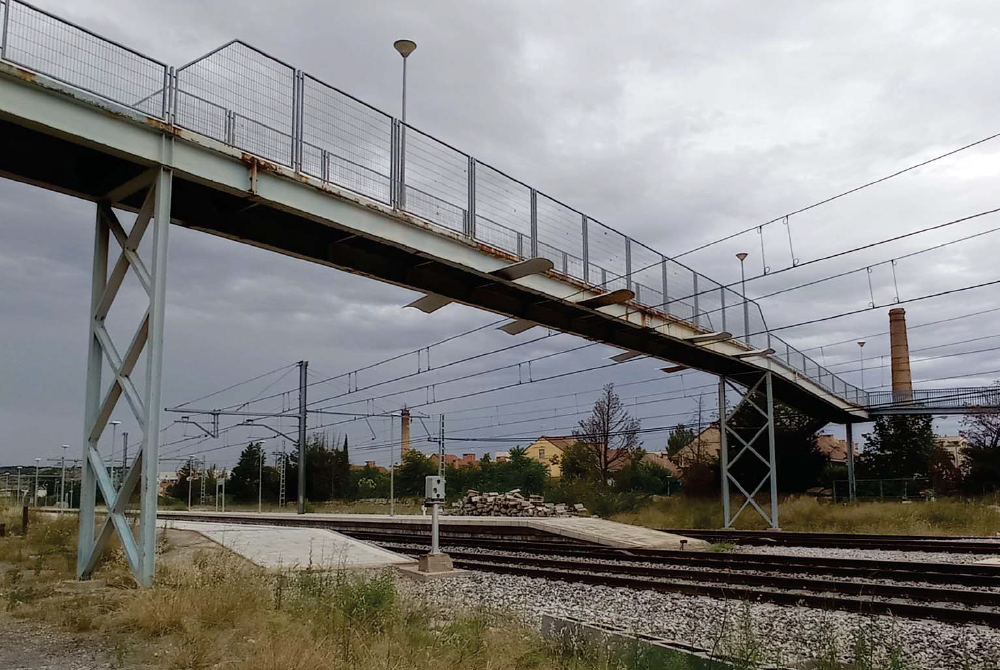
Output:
[
  {"xmin": 857, "ymin": 340, "xmax": 866, "ymax": 389},
  {"xmin": 394, "ymin": 39, "xmax": 416, "ymax": 211},
  {"xmin": 735, "ymin": 252, "xmax": 750, "ymax": 343}
]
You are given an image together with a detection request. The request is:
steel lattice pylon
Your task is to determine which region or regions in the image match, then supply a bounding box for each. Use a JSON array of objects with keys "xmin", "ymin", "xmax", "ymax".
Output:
[
  {"xmin": 718, "ymin": 371, "xmax": 779, "ymax": 529},
  {"xmin": 77, "ymin": 163, "xmax": 173, "ymax": 586}
]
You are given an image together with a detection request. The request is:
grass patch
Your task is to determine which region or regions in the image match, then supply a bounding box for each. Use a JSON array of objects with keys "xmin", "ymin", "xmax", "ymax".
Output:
[
  {"xmin": 612, "ymin": 493, "xmax": 1000, "ymax": 535},
  {"xmin": 0, "ymin": 506, "xmax": 625, "ymax": 670}
]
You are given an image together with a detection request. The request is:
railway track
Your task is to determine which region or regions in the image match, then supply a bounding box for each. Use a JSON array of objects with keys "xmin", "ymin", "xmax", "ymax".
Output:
[
  {"xmin": 159, "ymin": 513, "xmax": 1000, "ymax": 627},
  {"xmin": 379, "ymin": 541, "xmax": 1000, "ymax": 628},
  {"xmin": 658, "ymin": 528, "xmax": 1000, "ymax": 553}
]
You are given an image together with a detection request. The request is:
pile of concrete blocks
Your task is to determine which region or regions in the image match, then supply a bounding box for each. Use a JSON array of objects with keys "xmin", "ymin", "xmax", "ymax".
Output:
[{"xmin": 448, "ymin": 489, "xmax": 587, "ymax": 517}]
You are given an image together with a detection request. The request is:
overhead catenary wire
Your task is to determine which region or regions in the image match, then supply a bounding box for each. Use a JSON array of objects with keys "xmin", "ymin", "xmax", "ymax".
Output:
[{"xmin": 672, "ymin": 130, "xmax": 1000, "ymax": 260}]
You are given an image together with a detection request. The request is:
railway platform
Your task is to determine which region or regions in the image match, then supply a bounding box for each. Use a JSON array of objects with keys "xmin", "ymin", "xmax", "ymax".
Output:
[
  {"xmin": 156, "ymin": 511, "xmax": 711, "ymax": 551},
  {"xmin": 159, "ymin": 519, "xmax": 417, "ymax": 571}
]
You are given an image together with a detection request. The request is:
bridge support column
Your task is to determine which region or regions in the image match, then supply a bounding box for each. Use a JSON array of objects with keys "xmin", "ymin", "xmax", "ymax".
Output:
[
  {"xmin": 77, "ymin": 164, "xmax": 172, "ymax": 587},
  {"xmin": 718, "ymin": 371, "xmax": 779, "ymax": 529}
]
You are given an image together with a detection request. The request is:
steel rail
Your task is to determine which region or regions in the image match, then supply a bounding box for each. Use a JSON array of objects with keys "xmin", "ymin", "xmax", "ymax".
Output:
[
  {"xmin": 388, "ymin": 547, "xmax": 1000, "ymax": 608},
  {"xmin": 657, "ymin": 529, "xmax": 1000, "ymax": 554},
  {"xmin": 444, "ymin": 557, "xmax": 1000, "ymax": 628}
]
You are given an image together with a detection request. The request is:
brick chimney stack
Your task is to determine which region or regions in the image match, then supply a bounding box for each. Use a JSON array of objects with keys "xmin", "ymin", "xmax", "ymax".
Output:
[
  {"xmin": 400, "ymin": 407, "xmax": 411, "ymax": 459},
  {"xmin": 888, "ymin": 308, "xmax": 913, "ymax": 397}
]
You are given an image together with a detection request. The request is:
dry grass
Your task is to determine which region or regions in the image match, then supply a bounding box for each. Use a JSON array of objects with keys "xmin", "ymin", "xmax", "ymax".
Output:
[
  {"xmin": 613, "ymin": 494, "xmax": 1000, "ymax": 535},
  {"xmin": 0, "ymin": 506, "xmax": 618, "ymax": 670}
]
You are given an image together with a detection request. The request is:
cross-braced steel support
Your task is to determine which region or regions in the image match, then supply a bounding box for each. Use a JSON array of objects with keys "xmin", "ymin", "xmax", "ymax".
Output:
[
  {"xmin": 718, "ymin": 371, "xmax": 779, "ymax": 529},
  {"xmin": 77, "ymin": 165, "xmax": 172, "ymax": 586}
]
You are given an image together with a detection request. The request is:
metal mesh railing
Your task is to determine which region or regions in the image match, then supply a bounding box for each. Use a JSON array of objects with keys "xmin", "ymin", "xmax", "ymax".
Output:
[
  {"xmin": 301, "ymin": 75, "xmax": 393, "ymax": 204},
  {"xmin": 174, "ymin": 40, "xmax": 295, "ymax": 166},
  {"xmin": 0, "ymin": 3, "xmax": 868, "ymax": 407},
  {"xmin": 0, "ymin": 0, "xmax": 168, "ymax": 117},
  {"xmin": 865, "ymin": 387, "xmax": 1000, "ymax": 413}
]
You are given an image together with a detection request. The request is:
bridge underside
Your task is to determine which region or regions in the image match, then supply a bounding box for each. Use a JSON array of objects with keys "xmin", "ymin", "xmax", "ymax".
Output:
[{"xmin": 0, "ymin": 115, "xmax": 858, "ymax": 424}]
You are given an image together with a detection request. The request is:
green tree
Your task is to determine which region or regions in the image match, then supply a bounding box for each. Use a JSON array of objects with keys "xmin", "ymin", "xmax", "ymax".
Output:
[
  {"xmin": 332, "ymin": 434, "xmax": 351, "ymax": 499},
  {"xmin": 396, "ymin": 450, "xmax": 437, "ymax": 497},
  {"xmin": 287, "ymin": 433, "xmax": 338, "ymax": 502},
  {"xmin": 960, "ymin": 400, "xmax": 1000, "ymax": 493},
  {"xmin": 227, "ymin": 442, "xmax": 269, "ymax": 503},
  {"xmin": 727, "ymin": 394, "xmax": 829, "ymax": 493},
  {"xmin": 667, "ymin": 424, "xmax": 695, "ymax": 456},
  {"xmin": 573, "ymin": 383, "xmax": 642, "ymax": 484},
  {"xmin": 859, "ymin": 415, "xmax": 936, "ymax": 479}
]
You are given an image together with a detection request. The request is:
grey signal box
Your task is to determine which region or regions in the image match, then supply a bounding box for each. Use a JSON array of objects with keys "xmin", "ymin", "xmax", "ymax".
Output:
[{"xmin": 425, "ymin": 475, "xmax": 445, "ymax": 501}]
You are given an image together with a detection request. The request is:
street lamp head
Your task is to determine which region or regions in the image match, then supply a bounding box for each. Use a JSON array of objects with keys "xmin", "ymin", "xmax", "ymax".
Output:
[
  {"xmin": 35, "ymin": 458, "xmax": 41, "ymax": 463},
  {"xmin": 393, "ymin": 39, "xmax": 417, "ymax": 58},
  {"xmin": 857, "ymin": 341, "xmax": 866, "ymax": 348},
  {"xmin": 735, "ymin": 252, "xmax": 749, "ymax": 262}
]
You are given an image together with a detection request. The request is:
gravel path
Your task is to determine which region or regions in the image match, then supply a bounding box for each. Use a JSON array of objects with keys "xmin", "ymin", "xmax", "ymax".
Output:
[
  {"xmin": 0, "ymin": 614, "xmax": 121, "ymax": 670},
  {"xmin": 400, "ymin": 568, "xmax": 1000, "ymax": 669}
]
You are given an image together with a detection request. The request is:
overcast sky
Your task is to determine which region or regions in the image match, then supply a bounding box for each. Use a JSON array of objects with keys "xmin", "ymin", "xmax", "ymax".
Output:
[{"xmin": 3, "ymin": 0, "xmax": 1000, "ymax": 470}]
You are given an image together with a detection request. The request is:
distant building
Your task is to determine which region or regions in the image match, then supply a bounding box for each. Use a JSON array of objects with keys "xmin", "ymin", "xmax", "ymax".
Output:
[
  {"xmin": 493, "ymin": 451, "xmax": 510, "ymax": 463},
  {"xmin": 524, "ymin": 436, "xmax": 577, "ymax": 477},
  {"xmin": 157, "ymin": 471, "xmax": 180, "ymax": 496},
  {"xmin": 669, "ymin": 425, "xmax": 721, "ymax": 469},
  {"xmin": 935, "ymin": 436, "xmax": 967, "ymax": 467},
  {"xmin": 815, "ymin": 434, "xmax": 859, "ymax": 464},
  {"xmin": 351, "ymin": 460, "xmax": 389, "ymax": 474},
  {"xmin": 524, "ymin": 436, "xmax": 630, "ymax": 477},
  {"xmin": 430, "ymin": 453, "xmax": 478, "ymax": 469},
  {"xmin": 639, "ymin": 451, "xmax": 681, "ymax": 477}
]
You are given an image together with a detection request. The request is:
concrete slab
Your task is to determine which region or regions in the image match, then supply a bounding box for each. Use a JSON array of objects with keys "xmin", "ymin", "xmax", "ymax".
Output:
[
  {"xmin": 159, "ymin": 511, "xmax": 708, "ymax": 551},
  {"xmin": 159, "ymin": 520, "xmax": 416, "ymax": 571},
  {"xmin": 530, "ymin": 517, "xmax": 710, "ymax": 551},
  {"xmin": 975, "ymin": 557, "xmax": 1000, "ymax": 566}
]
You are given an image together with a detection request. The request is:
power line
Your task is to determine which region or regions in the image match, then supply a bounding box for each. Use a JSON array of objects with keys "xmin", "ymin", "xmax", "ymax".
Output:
[
  {"xmin": 653, "ymin": 205, "xmax": 1000, "ymax": 320},
  {"xmin": 171, "ymin": 363, "xmax": 297, "ymax": 409},
  {"xmin": 752, "ymin": 277, "xmax": 1000, "ymax": 336},
  {"xmin": 801, "ymin": 305, "xmax": 1000, "ymax": 353},
  {"xmin": 673, "ymin": 130, "xmax": 1000, "ymax": 260}
]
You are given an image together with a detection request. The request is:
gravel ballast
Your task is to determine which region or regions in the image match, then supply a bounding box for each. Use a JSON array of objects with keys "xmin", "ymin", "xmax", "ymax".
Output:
[{"xmin": 399, "ymin": 568, "xmax": 1000, "ymax": 669}]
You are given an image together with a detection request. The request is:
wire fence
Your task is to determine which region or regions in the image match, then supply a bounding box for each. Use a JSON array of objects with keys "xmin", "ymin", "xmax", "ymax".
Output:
[{"xmin": 0, "ymin": 0, "xmax": 867, "ymax": 407}]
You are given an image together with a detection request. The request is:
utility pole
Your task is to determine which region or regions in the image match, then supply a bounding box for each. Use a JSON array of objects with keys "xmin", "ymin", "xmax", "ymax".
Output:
[
  {"xmin": 258, "ymin": 447, "xmax": 265, "ymax": 513},
  {"xmin": 199, "ymin": 456, "xmax": 207, "ymax": 506},
  {"xmin": 187, "ymin": 457, "xmax": 193, "ymax": 510},
  {"xmin": 390, "ymin": 413, "xmax": 396, "ymax": 517},
  {"xmin": 109, "ymin": 420, "xmax": 121, "ymax": 486},
  {"xmin": 120, "ymin": 431, "xmax": 128, "ymax": 488},
  {"xmin": 438, "ymin": 414, "xmax": 445, "ymax": 477},
  {"xmin": 297, "ymin": 360, "xmax": 308, "ymax": 515},
  {"xmin": 34, "ymin": 458, "xmax": 40, "ymax": 506},
  {"xmin": 60, "ymin": 445, "xmax": 69, "ymax": 508}
]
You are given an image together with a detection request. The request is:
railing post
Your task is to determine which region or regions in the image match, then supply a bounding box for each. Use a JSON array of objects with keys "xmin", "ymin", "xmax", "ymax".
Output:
[
  {"xmin": 466, "ymin": 157, "xmax": 476, "ymax": 238},
  {"xmin": 529, "ymin": 188, "xmax": 538, "ymax": 258},
  {"xmin": 582, "ymin": 215, "xmax": 589, "ymax": 283},
  {"xmin": 321, "ymin": 149, "xmax": 329, "ymax": 182},
  {"xmin": 291, "ymin": 70, "xmax": 302, "ymax": 170},
  {"xmin": 561, "ymin": 251, "xmax": 568, "ymax": 275},
  {"xmin": 661, "ymin": 256, "xmax": 668, "ymax": 309},
  {"xmin": 390, "ymin": 119, "xmax": 400, "ymax": 209},
  {"xmin": 161, "ymin": 67, "xmax": 171, "ymax": 120},
  {"xmin": 692, "ymin": 272, "xmax": 700, "ymax": 327},
  {"xmin": 517, "ymin": 232, "xmax": 524, "ymax": 259},
  {"xmin": 625, "ymin": 237, "xmax": 632, "ymax": 290},
  {"xmin": 1, "ymin": 0, "xmax": 10, "ymax": 60}
]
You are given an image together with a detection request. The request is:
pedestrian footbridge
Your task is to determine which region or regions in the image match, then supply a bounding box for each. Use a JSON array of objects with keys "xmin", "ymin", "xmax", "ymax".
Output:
[{"xmin": 8, "ymin": 0, "xmax": 984, "ymax": 576}]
